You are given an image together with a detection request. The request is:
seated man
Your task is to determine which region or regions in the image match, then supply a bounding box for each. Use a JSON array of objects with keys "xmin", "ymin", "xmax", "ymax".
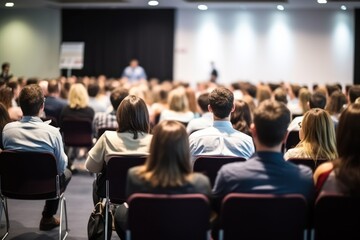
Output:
[
  {"xmin": 213, "ymin": 100, "xmax": 314, "ymax": 208},
  {"xmin": 2, "ymin": 84, "xmax": 72, "ymax": 231},
  {"xmin": 189, "ymin": 87, "xmax": 255, "ymax": 162},
  {"xmin": 93, "ymin": 87, "xmax": 129, "ymax": 138}
]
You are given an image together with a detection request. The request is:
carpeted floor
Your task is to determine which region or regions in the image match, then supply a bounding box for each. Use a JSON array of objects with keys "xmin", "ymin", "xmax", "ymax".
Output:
[{"xmin": 0, "ymin": 165, "xmax": 120, "ymax": 240}]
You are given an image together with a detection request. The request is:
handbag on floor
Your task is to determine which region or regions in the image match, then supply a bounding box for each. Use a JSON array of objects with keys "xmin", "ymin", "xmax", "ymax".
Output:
[{"xmin": 87, "ymin": 201, "xmax": 113, "ymax": 240}]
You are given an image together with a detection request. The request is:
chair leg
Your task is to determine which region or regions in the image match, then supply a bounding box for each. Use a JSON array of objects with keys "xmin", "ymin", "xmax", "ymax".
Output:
[
  {"xmin": 105, "ymin": 180, "xmax": 109, "ymax": 240},
  {"xmin": 59, "ymin": 196, "xmax": 69, "ymax": 240},
  {"xmin": 0, "ymin": 197, "xmax": 9, "ymax": 240}
]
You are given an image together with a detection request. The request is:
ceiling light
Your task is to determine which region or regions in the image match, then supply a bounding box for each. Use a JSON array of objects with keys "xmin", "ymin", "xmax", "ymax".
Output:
[
  {"xmin": 5, "ymin": 2, "xmax": 14, "ymax": 7},
  {"xmin": 198, "ymin": 5, "xmax": 208, "ymax": 11},
  {"xmin": 277, "ymin": 5, "xmax": 284, "ymax": 11},
  {"xmin": 317, "ymin": 0, "xmax": 327, "ymax": 4},
  {"xmin": 148, "ymin": 1, "xmax": 159, "ymax": 6},
  {"xmin": 340, "ymin": 5, "xmax": 347, "ymax": 11}
]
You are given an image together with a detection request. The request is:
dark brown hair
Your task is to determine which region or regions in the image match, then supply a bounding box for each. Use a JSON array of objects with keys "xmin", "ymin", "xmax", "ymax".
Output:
[
  {"xmin": 333, "ymin": 103, "xmax": 360, "ymax": 196},
  {"xmin": 253, "ymin": 99, "xmax": 290, "ymax": 147},
  {"xmin": 19, "ymin": 84, "xmax": 44, "ymax": 116},
  {"xmin": 231, "ymin": 100, "xmax": 252, "ymax": 136},
  {"xmin": 209, "ymin": 87, "xmax": 234, "ymax": 119},
  {"xmin": 137, "ymin": 120, "xmax": 191, "ymax": 187},
  {"xmin": 117, "ymin": 95, "xmax": 150, "ymax": 139}
]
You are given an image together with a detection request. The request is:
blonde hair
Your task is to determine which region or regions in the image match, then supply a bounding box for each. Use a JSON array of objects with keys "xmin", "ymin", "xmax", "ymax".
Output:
[
  {"xmin": 136, "ymin": 120, "xmax": 192, "ymax": 187},
  {"xmin": 68, "ymin": 83, "xmax": 89, "ymax": 109},
  {"xmin": 298, "ymin": 88, "xmax": 311, "ymax": 113},
  {"xmin": 297, "ymin": 108, "xmax": 338, "ymax": 161},
  {"xmin": 168, "ymin": 87, "xmax": 189, "ymax": 112}
]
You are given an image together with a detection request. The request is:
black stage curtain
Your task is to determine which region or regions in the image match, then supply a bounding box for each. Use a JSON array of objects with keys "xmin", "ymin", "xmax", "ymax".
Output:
[
  {"xmin": 61, "ymin": 9, "xmax": 174, "ymax": 81},
  {"xmin": 355, "ymin": 9, "xmax": 360, "ymax": 84}
]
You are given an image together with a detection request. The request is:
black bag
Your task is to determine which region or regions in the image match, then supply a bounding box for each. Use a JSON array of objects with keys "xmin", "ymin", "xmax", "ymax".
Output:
[{"xmin": 87, "ymin": 201, "xmax": 113, "ymax": 240}]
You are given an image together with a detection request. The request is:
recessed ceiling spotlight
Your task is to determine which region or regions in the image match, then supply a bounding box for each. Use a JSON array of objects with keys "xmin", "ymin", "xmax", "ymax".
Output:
[
  {"xmin": 341, "ymin": 5, "xmax": 347, "ymax": 11},
  {"xmin": 277, "ymin": 5, "xmax": 285, "ymax": 11},
  {"xmin": 5, "ymin": 2, "xmax": 14, "ymax": 7},
  {"xmin": 198, "ymin": 4, "xmax": 208, "ymax": 11},
  {"xmin": 148, "ymin": 1, "xmax": 159, "ymax": 6},
  {"xmin": 317, "ymin": 0, "xmax": 327, "ymax": 4}
]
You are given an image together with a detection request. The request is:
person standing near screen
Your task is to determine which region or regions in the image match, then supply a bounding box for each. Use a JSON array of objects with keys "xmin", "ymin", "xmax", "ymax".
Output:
[{"xmin": 122, "ymin": 59, "xmax": 147, "ymax": 84}]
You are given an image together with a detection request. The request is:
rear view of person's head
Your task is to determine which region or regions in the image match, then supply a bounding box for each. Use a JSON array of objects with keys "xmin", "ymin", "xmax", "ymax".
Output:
[
  {"xmin": 253, "ymin": 100, "xmax": 290, "ymax": 147},
  {"xmin": 0, "ymin": 102, "xmax": 11, "ymax": 130},
  {"xmin": 348, "ymin": 85, "xmax": 360, "ymax": 104},
  {"xmin": 334, "ymin": 103, "xmax": 360, "ymax": 196},
  {"xmin": 197, "ymin": 93, "xmax": 209, "ymax": 113},
  {"xmin": 68, "ymin": 83, "xmax": 89, "ymax": 109},
  {"xmin": 168, "ymin": 87, "xmax": 189, "ymax": 113},
  {"xmin": 299, "ymin": 108, "xmax": 337, "ymax": 160},
  {"xmin": 47, "ymin": 79, "xmax": 61, "ymax": 95},
  {"xmin": 87, "ymin": 82, "xmax": 100, "ymax": 98},
  {"xmin": 231, "ymin": 100, "xmax": 252, "ymax": 136},
  {"xmin": 326, "ymin": 91, "xmax": 347, "ymax": 115},
  {"xmin": 142, "ymin": 120, "xmax": 191, "ymax": 187},
  {"xmin": 309, "ymin": 92, "xmax": 327, "ymax": 109},
  {"xmin": 19, "ymin": 84, "xmax": 44, "ymax": 116},
  {"xmin": 110, "ymin": 87, "xmax": 129, "ymax": 111},
  {"xmin": 0, "ymin": 87, "xmax": 13, "ymax": 109},
  {"xmin": 117, "ymin": 95, "xmax": 150, "ymax": 139},
  {"xmin": 209, "ymin": 87, "xmax": 234, "ymax": 119}
]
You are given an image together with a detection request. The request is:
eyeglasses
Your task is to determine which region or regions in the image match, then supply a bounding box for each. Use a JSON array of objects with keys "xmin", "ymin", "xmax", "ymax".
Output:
[{"xmin": 298, "ymin": 122, "xmax": 302, "ymax": 128}]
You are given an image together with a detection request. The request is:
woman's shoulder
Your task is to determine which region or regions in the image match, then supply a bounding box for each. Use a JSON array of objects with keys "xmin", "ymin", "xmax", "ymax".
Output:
[{"xmin": 284, "ymin": 147, "xmax": 310, "ymax": 160}]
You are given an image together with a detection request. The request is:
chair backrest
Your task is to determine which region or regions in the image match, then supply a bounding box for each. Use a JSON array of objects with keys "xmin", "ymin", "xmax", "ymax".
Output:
[
  {"xmin": 288, "ymin": 158, "xmax": 328, "ymax": 172},
  {"xmin": 285, "ymin": 131, "xmax": 300, "ymax": 151},
  {"xmin": 61, "ymin": 118, "xmax": 93, "ymax": 147},
  {"xmin": 97, "ymin": 127, "xmax": 117, "ymax": 139},
  {"xmin": 106, "ymin": 155, "xmax": 147, "ymax": 203},
  {"xmin": 0, "ymin": 150, "xmax": 59, "ymax": 200},
  {"xmin": 314, "ymin": 192, "xmax": 360, "ymax": 240},
  {"xmin": 127, "ymin": 193, "xmax": 211, "ymax": 240},
  {"xmin": 220, "ymin": 193, "xmax": 307, "ymax": 240},
  {"xmin": 193, "ymin": 156, "xmax": 246, "ymax": 187}
]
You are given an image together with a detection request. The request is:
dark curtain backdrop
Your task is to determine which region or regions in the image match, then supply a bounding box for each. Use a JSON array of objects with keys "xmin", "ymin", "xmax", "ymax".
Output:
[
  {"xmin": 61, "ymin": 9, "xmax": 174, "ymax": 81},
  {"xmin": 355, "ymin": 9, "xmax": 360, "ymax": 84}
]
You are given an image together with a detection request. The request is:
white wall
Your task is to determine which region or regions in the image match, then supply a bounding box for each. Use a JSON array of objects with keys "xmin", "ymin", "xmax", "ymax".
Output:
[
  {"xmin": 0, "ymin": 8, "xmax": 61, "ymax": 79},
  {"xmin": 174, "ymin": 9, "xmax": 354, "ymax": 88}
]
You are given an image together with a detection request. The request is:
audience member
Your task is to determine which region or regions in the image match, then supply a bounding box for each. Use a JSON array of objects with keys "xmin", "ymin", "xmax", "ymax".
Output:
[
  {"xmin": 2, "ymin": 84, "xmax": 71, "ymax": 231},
  {"xmin": 59, "ymin": 83, "xmax": 95, "ymax": 126},
  {"xmin": 298, "ymin": 88, "xmax": 311, "ymax": 115},
  {"xmin": 314, "ymin": 103, "xmax": 360, "ymax": 196},
  {"xmin": 287, "ymin": 83, "xmax": 302, "ymax": 115},
  {"xmin": 230, "ymin": 99, "xmax": 252, "ymax": 136},
  {"xmin": 186, "ymin": 92, "xmax": 213, "ymax": 134},
  {"xmin": 114, "ymin": 120, "xmax": 211, "ymax": 239},
  {"xmin": 44, "ymin": 79, "xmax": 68, "ymax": 124},
  {"xmin": 348, "ymin": 85, "xmax": 360, "ymax": 104},
  {"xmin": 86, "ymin": 95, "xmax": 153, "ymax": 204},
  {"xmin": 284, "ymin": 108, "xmax": 338, "ymax": 161},
  {"xmin": 189, "ymin": 87, "xmax": 255, "ymax": 162},
  {"xmin": 287, "ymin": 91, "xmax": 327, "ymax": 132},
  {"xmin": 212, "ymin": 99, "xmax": 314, "ymax": 206},
  {"xmin": 93, "ymin": 87, "xmax": 129, "ymax": 137},
  {"xmin": 0, "ymin": 87, "xmax": 23, "ymax": 121},
  {"xmin": 159, "ymin": 87, "xmax": 195, "ymax": 125},
  {"xmin": 0, "ymin": 103, "xmax": 11, "ymax": 150},
  {"xmin": 256, "ymin": 84, "xmax": 272, "ymax": 104},
  {"xmin": 325, "ymin": 90, "xmax": 347, "ymax": 121},
  {"xmin": 87, "ymin": 81, "xmax": 107, "ymax": 113},
  {"xmin": 273, "ymin": 87, "xmax": 288, "ymax": 104},
  {"xmin": 0, "ymin": 62, "xmax": 13, "ymax": 83}
]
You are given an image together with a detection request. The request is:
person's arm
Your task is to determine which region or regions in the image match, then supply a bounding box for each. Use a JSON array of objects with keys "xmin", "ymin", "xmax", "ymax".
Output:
[
  {"xmin": 53, "ymin": 129, "xmax": 68, "ymax": 173},
  {"xmin": 85, "ymin": 134, "xmax": 106, "ymax": 173},
  {"xmin": 313, "ymin": 162, "xmax": 333, "ymax": 185}
]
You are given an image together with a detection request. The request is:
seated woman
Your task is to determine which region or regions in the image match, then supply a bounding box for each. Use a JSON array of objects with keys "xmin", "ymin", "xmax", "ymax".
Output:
[
  {"xmin": 0, "ymin": 103, "xmax": 11, "ymax": 150},
  {"xmin": 85, "ymin": 95, "xmax": 152, "ymax": 204},
  {"xmin": 114, "ymin": 120, "xmax": 211, "ymax": 239},
  {"xmin": 284, "ymin": 108, "xmax": 338, "ymax": 162},
  {"xmin": 230, "ymin": 99, "xmax": 252, "ymax": 136},
  {"xmin": 314, "ymin": 103, "xmax": 360, "ymax": 195},
  {"xmin": 159, "ymin": 87, "xmax": 195, "ymax": 125}
]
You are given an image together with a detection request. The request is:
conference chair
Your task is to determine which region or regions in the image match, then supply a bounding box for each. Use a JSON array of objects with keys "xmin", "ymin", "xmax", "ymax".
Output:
[
  {"xmin": 0, "ymin": 150, "xmax": 68, "ymax": 240},
  {"xmin": 104, "ymin": 155, "xmax": 147, "ymax": 240},
  {"xmin": 285, "ymin": 130, "xmax": 300, "ymax": 151},
  {"xmin": 219, "ymin": 193, "xmax": 308, "ymax": 240},
  {"xmin": 61, "ymin": 118, "xmax": 93, "ymax": 147},
  {"xmin": 193, "ymin": 156, "xmax": 246, "ymax": 187},
  {"xmin": 288, "ymin": 158, "xmax": 328, "ymax": 172},
  {"xmin": 126, "ymin": 193, "xmax": 211, "ymax": 240},
  {"xmin": 313, "ymin": 192, "xmax": 360, "ymax": 240}
]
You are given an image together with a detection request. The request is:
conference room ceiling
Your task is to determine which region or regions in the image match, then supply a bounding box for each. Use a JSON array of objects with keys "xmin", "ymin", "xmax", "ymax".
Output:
[{"xmin": 3, "ymin": 0, "xmax": 360, "ymax": 10}]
